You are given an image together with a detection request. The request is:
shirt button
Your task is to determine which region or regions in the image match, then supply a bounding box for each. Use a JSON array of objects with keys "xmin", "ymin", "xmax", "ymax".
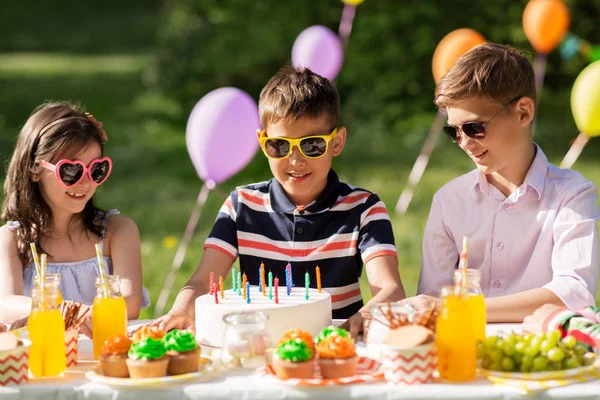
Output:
[
  {"xmin": 494, "ymin": 280, "xmax": 501, "ymax": 288},
  {"xmin": 296, "ymin": 227, "xmax": 303, "ymax": 234},
  {"xmin": 496, "ymin": 242, "xmax": 504, "ymax": 250}
]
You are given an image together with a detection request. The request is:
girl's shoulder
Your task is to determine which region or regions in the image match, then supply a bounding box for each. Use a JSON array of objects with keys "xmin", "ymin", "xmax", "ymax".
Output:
[{"xmin": 104, "ymin": 213, "xmax": 140, "ymax": 238}]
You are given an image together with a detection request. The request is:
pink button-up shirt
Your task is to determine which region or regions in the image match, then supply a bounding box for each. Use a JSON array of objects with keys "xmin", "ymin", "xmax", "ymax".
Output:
[{"xmin": 418, "ymin": 145, "xmax": 600, "ymax": 310}]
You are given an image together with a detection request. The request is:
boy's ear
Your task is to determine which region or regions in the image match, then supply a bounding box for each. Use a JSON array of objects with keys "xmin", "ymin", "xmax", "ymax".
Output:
[
  {"xmin": 255, "ymin": 129, "xmax": 263, "ymax": 142},
  {"xmin": 331, "ymin": 127, "xmax": 347, "ymax": 157},
  {"xmin": 517, "ymin": 97, "xmax": 535, "ymax": 127}
]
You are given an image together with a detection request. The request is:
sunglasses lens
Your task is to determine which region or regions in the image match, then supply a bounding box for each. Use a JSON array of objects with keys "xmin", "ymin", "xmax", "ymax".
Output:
[
  {"xmin": 300, "ymin": 137, "xmax": 327, "ymax": 157},
  {"xmin": 443, "ymin": 126, "xmax": 458, "ymax": 142},
  {"xmin": 58, "ymin": 163, "xmax": 84, "ymax": 186},
  {"xmin": 90, "ymin": 160, "xmax": 110, "ymax": 183},
  {"xmin": 463, "ymin": 123, "xmax": 486, "ymax": 139},
  {"xmin": 264, "ymin": 139, "xmax": 290, "ymax": 158}
]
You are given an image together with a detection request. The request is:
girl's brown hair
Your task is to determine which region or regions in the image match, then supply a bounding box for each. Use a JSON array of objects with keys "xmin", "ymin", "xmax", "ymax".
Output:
[{"xmin": 2, "ymin": 101, "xmax": 107, "ymax": 264}]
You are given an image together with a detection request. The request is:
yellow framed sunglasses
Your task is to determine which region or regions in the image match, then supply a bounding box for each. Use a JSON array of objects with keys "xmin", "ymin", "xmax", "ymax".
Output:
[{"xmin": 259, "ymin": 128, "xmax": 338, "ymax": 159}]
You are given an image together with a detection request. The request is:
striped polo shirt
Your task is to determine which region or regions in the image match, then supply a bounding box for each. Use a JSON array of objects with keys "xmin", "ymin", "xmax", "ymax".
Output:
[{"xmin": 204, "ymin": 169, "xmax": 398, "ymax": 319}]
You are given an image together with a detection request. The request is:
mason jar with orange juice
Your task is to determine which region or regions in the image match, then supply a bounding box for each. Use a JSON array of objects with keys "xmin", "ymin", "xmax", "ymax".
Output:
[
  {"xmin": 33, "ymin": 273, "xmax": 63, "ymax": 305},
  {"xmin": 453, "ymin": 269, "xmax": 486, "ymax": 342},
  {"xmin": 435, "ymin": 285, "xmax": 477, "ymax": 382},
  {"xmin": 92, "ymin": 275, "xmax": 127, "ymax": 359}
]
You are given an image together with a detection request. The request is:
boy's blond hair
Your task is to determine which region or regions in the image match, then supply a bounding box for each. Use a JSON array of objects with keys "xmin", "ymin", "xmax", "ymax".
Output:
[
  {"xmin": 435, "ymin": 43, "xmax": 536, "ymax": 109},
  {"xmin": 259, "ymin": 66, "xmax": 340, "ymax": 129}
]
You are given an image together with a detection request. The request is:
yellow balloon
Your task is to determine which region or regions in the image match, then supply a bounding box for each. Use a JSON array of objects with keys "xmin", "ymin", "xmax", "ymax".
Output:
[
  {"xmin": 571, "ymin": 60, "xmax": 600, "ymax": 137},
  {"xmin": 342, "ymin": 0, "xmax": 365, "ymax": 5}
]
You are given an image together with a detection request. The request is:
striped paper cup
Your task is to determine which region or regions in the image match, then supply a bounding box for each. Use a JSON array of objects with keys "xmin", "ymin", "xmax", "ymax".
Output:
[
  {"xmin": 0, "ymin": 338, "xmax": 31, "ymax": 386},
  {"xmin": 381, "ymin": 341, "xmax": 437, "ymax": 385},
  {"xmin": 65, "ymin": 329, "xmax": 79, "ymax": 367}
]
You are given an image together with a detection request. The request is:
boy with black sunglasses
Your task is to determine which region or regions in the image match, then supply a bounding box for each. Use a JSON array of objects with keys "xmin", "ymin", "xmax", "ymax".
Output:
[
  {"xmin": 155, "ymin": 66, "xmax": 406, "ymax": 338},
  {"xmin": 409, "ymin": 43, "xmax": 600, "ymax": 322}
]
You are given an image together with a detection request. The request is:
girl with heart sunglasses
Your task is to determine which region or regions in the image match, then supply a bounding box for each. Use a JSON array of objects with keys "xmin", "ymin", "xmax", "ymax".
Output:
[{"xmin": 0, "ymin": 101, "xmax": 147, "ymax": 330}]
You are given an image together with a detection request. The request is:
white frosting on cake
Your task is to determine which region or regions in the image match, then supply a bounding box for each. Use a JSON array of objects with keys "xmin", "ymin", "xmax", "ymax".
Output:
[{"xmin": 195, "ymin": 286, "xmax": 332, "ymax": 347}]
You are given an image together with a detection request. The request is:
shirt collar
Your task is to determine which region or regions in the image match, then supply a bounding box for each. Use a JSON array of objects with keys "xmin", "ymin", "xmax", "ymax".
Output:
[
  {"xmin": 269, "ymin": 169, "xmax": 341, "ymax": 213},
  {"xmin": 470, "ymin": 143, "xmax": 547, "ymax": 200}
]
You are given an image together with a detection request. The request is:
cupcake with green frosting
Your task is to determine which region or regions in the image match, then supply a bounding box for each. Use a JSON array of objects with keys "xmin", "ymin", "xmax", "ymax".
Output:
[
  {"xmin": 315, "ymin": 326, "xmax": 350, "ymax": 344},
  {"xmin": 125, "ymin": 338, "xmax": 169, "ymax": 379},
  {"xmin": 272, "ymin": 338, "xmax": 315, "ymax": 379},
  {"xmin": 163, "ymin": 329, "xmax": 201, "ymax": 375}
]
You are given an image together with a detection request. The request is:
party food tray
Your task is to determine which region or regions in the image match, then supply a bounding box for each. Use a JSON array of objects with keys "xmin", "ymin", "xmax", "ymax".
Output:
[
  {"xmin": 481, "ymin": 359, "xmax": 600, "ymax": 380},
  {"xmin": 85, "ymin": 357, "xmax": 220, "ymax": 388},
  {"xmin": 261, "ymin": 356, "xmax": 383, "ymax": 386}
]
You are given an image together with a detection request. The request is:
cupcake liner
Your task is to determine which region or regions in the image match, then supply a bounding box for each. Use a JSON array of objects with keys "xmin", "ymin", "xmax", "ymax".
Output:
[
  {"xmin": 272, "ymin": 358, "xmax": 315, "ymax": 379},
  {"xmin": 126, "ymin": 357, "xmax": 169, "ymax": 379},
  {"xmin": 0, "ymin": 339, "xmax": 31, "ymax": 386},
  {"xmin": 318, "ymin": 356, "xmax": 358, "ymax": 379},
  {"xmin": 167, "ymin": 347, "xmax": 200, "ymax": 375},
  {"xmin": 65, "ymin": 329, "xmax": 78, "ymax": 367},
  {"xmin": 382, "ymin": 342, "xmax": 437, "ymax": 385},
  {"xmin": 99, "ymin": 354, "xmax": 129, "ymax": 378}
]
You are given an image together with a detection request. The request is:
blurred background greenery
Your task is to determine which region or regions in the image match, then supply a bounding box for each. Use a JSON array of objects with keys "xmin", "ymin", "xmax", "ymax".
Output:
[{"xmin": 1, "ymin": 0, "xmax": 600, "ymax": 318}]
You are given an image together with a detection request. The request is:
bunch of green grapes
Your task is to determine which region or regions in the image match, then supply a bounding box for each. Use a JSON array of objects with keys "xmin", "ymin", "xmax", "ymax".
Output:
[{"xmin": 478, "ymin": 330, "xmax": 597, "ymax": 373}]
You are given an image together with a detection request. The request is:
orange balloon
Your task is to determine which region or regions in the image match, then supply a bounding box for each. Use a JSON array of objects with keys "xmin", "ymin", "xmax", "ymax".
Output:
[
  {"xmin": 523, "ymin": 0, "xmax": 570, "ymax": 54},
  {"xmin": 432, "ymin": 28, "xmax": 486, "ymax": 84}
]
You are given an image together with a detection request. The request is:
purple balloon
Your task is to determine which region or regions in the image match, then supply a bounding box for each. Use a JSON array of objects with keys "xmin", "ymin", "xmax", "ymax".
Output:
[
  {"xmin": 292, "ymin": 25, "xmax": 344, "ymax": 81},
  {"xmin": 186, "ymin": 87, "xmax": 261, "ymax": 185}
]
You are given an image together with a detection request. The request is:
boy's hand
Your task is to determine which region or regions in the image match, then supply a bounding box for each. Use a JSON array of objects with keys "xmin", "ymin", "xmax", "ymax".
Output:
[
  {"xmin": 522, "ymin": 303, "xmax": 565, "ymax": 334},
  {"xmin": 0, "ymin": 323, "xmax": 6, "ymax": 333},
  {"xmin": 340, "ymin": 311, "xmax": 371, "ymax": 342},
  {"xmin": 153, "ymin": 309, "xmax": 195, "ymax": 333},
  {"xmin": 398, "ymin": 294, "xmax": 441, "ymax": 311}
]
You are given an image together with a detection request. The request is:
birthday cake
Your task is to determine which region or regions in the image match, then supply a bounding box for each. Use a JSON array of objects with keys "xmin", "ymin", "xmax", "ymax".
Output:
[{"xmin": 195, "ymin": 286, "xmax": 332, "ymax": 347}]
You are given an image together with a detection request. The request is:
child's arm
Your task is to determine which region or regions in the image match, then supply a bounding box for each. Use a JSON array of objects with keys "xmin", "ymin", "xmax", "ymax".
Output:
[
  {"xmin": 0, "ymin": 225, "xmax": 33, "ymax": 324},
  {"xmin": 488, "ymin": 181, "xmax": 599, "ymax": 322},
  {"xmin": 106, "ymin": 215, "xmax": 144, "ymax": 320},
  {"xmin": 155, "ymin": 248, "xmax": 235, "ymax": 332}
]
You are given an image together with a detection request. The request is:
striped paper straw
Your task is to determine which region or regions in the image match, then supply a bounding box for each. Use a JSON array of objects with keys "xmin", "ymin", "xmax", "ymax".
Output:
[{"xmin": 30, "ymin": 243, "xmax": 41, "ymax": 278}]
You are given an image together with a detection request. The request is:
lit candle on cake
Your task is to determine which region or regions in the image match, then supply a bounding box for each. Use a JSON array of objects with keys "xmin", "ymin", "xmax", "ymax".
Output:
[
  {"xmin": 214, "ymin": 288, "xmax": 219, "ymax": 304},
  {"xmin": 258, "ymin": 269, "xmax": 262, "ymax": 293},
  {"xmin": 246, "ymin": 281, "xmax": 251, "ymax": 304},
  {"xmin": 242, "ymin": 273, "xmax": 247, "ymax": 300},
  {"xmin": 232, "ymin": 268, "xmax": 237, "ymax": 292},
  {"xmin": 305, "ymin": 271, "xmax": 310, "ymax": 300},
  {"xmin": 268, "ymin": 270, "xmax": 273, "ymax": 300},
  {"xmin": 274, "ymin": 277, "xmax": 279, "ymax": 304},
  {"xmin": 237, "ymin": 272, "xmax": 242, "ymax": 296},
  {"xmin": 209, "ymin": 271, "xmax": 215, "ymax": 294},
  {"xmin": 316, "ymin": 265, "xmax": 322, "ymax": 293},
  {"xmin": 219, "ymin": 276, "xmax": 224, "ymax": 299},
  {"xmin": 261, "ymin": 263, "xmax": 266, "ymax": 296},
  {"xmin": 286, "ymin": 265, "xmax": 291, "ymax": 296}
]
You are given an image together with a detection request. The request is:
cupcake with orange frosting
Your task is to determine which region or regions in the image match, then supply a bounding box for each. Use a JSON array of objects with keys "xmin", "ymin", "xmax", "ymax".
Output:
[
  {"xmin": 131, "ymin": 326, "xmax": 165, "ymax": 342},
  {"xmin": 99, "ymin": 335, "xmax": 132, "ymax": 377},
  {"xmin": 272, "ymin": 338, "xmax": 315, "ymax": 379},
  {"xmin": 315, "ymin": 327, "xmax": 357, "ymax": 378},
  {"xmin": 279, "ymin": 329, "xmax": 315, "ymax": 353},
  {"xmin": 163, "ymin": 329, "xmax": 200, "ymax": 375}
]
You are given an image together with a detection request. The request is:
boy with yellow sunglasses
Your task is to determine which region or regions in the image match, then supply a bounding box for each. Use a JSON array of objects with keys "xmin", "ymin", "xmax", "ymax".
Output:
[{"xmin": 155, "ymin": 66, "xmax": 406, "ymax": 339}]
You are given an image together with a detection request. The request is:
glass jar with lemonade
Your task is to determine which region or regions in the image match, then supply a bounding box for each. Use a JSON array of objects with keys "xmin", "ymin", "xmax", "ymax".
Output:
[
  {"xmin": 28, "ymin": 284, "xmax": 66, "ymax": 377},
  {"xmin": 33, "ymin": 273, "xmax": 63, "ymax": 305},
  {"xmin": 92, "ymin": 275, "xmax": 127, "ymax": 359}
]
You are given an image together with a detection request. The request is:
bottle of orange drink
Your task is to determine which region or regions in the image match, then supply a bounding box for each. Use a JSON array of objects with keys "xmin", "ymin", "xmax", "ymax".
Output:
[
  {"xmin": 28, "ymin": 284, "xmax": 66, "ymax": 377},
  {"xmin": 92, "ymin": 275, "xmax": 127, "ymax": 359},
  {"xmin": 435, "ymin": 285, "xmax": 477, "ymax": 382},
  {"xmin": 33, "ymin": 273, "xmax": 63, "ymax": 305},
  {"xmin": 453, "ymin": 269, "xmax": 486, "ymax": 342}
]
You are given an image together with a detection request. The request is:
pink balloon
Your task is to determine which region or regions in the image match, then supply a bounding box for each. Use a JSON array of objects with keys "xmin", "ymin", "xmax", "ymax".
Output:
[
  {"xmin": 292, "ymin": 25, "xmax": 344, "ymax": 80},
  {"xmin": 186, "ymin": 87, "xmax": 261, "ymax": 185}
]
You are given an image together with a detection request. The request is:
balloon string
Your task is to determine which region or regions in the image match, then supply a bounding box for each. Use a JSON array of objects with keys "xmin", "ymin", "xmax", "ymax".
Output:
[
  {"xmin": 531, "ymin": 52, "xmax": 547, "ymax": 138},
  {"xmin": 560, "ymin": 133, "xmax": 590, "ymax": 169},
  {"xmin": 338, "ymin": 4, "xmax": 356, "ymax": 48}
]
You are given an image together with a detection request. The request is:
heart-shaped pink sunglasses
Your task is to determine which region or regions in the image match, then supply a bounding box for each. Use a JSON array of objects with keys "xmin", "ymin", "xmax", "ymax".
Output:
[{"xmin": 39, "ymin": 157, "xmax": 112, "ymax": 187}]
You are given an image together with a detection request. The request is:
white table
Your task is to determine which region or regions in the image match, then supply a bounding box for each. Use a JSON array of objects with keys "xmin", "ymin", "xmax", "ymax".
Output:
[{"xmin": 3, "ymin": 323, "xmax": 600, "ymax": 400}]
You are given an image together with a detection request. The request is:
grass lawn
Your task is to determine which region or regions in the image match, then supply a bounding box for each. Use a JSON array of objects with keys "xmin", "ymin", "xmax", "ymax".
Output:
[{"xmin": 1, "ymin": 2, "xmax": 600, "ymax": 319}]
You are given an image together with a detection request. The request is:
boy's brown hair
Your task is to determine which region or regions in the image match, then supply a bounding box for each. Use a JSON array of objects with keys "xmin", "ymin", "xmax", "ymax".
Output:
[
  {"xmin": 434, "ymin": 43, "xmax": 536, "ymax": 109},
  {"xmin": 259, "ymin": 66, "xmax": 340, "ymax": 129}
]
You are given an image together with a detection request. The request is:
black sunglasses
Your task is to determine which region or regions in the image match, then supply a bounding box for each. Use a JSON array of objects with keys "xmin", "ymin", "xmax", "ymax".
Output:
[{"xmin": 443, "ymin": 96, "xmax": 522, "ymax": 144}]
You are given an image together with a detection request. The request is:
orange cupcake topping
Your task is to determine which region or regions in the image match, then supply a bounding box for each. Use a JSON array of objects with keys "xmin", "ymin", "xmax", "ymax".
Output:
[
  {"xmin": 131, "ymin": 326, "xmax": 165, "ymax": 342},
  {"xmin": 101, "ymin": 335, "xmax": 132, "ymax": 356},
  {"xmin": 316, "ymin": 335, "xmax": 356, "ymax": 359},
  {"xmin": 280, "ymin": 328, "xmax": 315, "ymax": 351}
]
